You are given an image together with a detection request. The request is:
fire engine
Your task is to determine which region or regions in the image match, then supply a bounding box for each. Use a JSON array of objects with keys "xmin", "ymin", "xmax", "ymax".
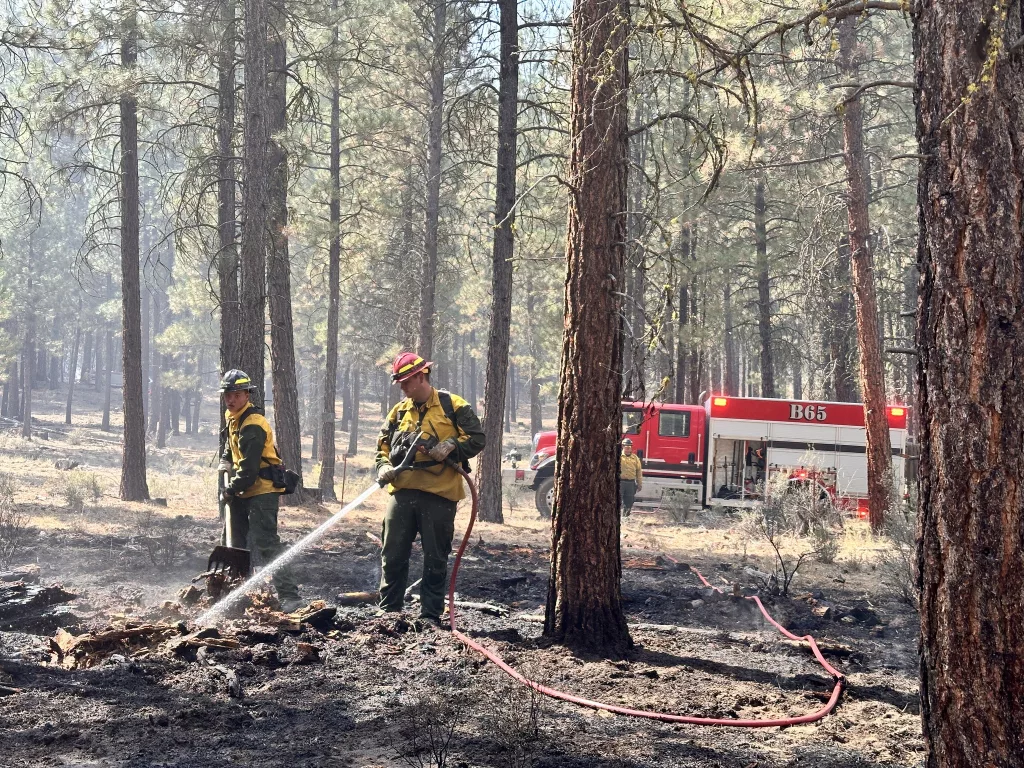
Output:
[{"xmin": 504, "ymin": 396, "xmax": 909, "ymax": 518}]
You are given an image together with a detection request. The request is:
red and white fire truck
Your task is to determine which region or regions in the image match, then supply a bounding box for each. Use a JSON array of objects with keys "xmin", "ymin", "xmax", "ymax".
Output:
[{"xmin": 505, "ymin": 396, "xmax": 909, "ymax": 518}]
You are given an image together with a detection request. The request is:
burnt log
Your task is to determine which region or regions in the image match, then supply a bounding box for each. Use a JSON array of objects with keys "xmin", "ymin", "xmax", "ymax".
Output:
[{"xmin": 0, "ymin": 582, "xmax": 77, "ymax": 633}]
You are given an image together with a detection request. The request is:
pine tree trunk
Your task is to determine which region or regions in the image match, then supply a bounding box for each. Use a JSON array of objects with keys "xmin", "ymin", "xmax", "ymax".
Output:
[
  {"xmin": 266, "ymin": 13, "xmax": 304, "ymax": 500},
  {"xmin": 192, "ymin": 352, "xmax": 203, "ymax": 434},
  {"xmin": 21, "ymin": 279, "xmax": 34, "ymax": 439},
  {"xmin": 544, "ymin": 0, "xmax": 631, "ymax": 656},
  {"xmin": 526, "ymin": 287, "xmax": 543, "ymax": 436},
  {"xmin": 239, "ymin": 0, "xmax": 270, "ymax": 399},
  {"xmin": 218, "ymin": 0, "xmax": 240, "ymax": 376},
  {"xmin": 754, "ymin": 177, "xmax": 775, "ymax": 397},
  {"xmin": 477, "ymin": 0, "xmax": 518, "ymax": 523},
  {"xmin": 80, "ymin": 332, "xmax": 92, "ymax": 386},
  {"xmin": 838, "ymin": 16, "xmax": 889, "ymax": 532},
  {"xmin": 688, "ymin": 234, "xmax": 704, "ymax": 405},
  {"xmin": 723, "ymin": 279, "xmax": 737, "ymax": 396},
  {"xmin": 417, "ymin": 0, "xmax": 447, "ymax": 359},
  {"xmin": 468, "ymin": 329, "xmax": 477, "ymax": 410},
  {"xmin": 65, "ymin": 310, "xmax": 81, "ymax": 426},
  {"xmin": 118, "ymin": 6, "xmax": 149, "ymax": 499},
  {"xmin": 149, "ymin": 291, "xmax": 162, "ymax": 434},
  {"xmin": 320, "ymin": 28, "xmax": 342, "ymax": 500},
  {"xmin": 347, "ymin": 365, "xmax": 359, "ymax": 457},
  {"xmin": 915, "ymin": 3, "xmax": 1024, "ymax": 765},
  {"xmin": 674, "ymin": 222, "xmax": 690, "ymax": 404}
]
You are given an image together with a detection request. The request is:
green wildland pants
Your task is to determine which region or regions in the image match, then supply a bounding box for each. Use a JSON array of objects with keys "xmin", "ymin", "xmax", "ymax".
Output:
[
  {"xmin": 620, "ymin": 479, "xmax": 637, "ymax": 515},
  {"xmin": 379, "ymin": 488, "xmax": 457, "ymax": 619},
  {"xmin": 227, "ymin": 492, "xmax": 300, "ymax": 600}
]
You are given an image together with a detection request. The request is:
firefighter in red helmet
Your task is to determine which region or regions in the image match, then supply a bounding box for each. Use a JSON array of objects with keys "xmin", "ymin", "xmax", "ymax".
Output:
[{"xmin": 375, "ymin": 352, "xmax": 485, "ymax": 624}]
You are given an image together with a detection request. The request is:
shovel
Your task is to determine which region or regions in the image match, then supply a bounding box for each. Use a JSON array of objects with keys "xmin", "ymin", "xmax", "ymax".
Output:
[{"xmin": 207, "ymin": 469, "xmax": 251, "ymax": 579}]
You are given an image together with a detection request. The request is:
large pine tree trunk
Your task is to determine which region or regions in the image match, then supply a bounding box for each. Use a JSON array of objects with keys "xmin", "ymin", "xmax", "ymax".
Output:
[
  {"xmin": 239, "ymin": 0, "xmax": 270, "ymax": 398},
  {"xmin": 118, "ymin": 7, "xmax": 149, "ymax": 500},
  {"xmin": 477, "ymin": 0, "xmax": 518, "ymax": 524},
  {"xmin": 915, "ymin": 3, "xmax": 1024, "ymax": 765},
  {"xmin": 544, "ymin": 0, "xmax": 631, "ymax": 656},
  {"xmin": 754, "ymin": 177, "xmax": 775, "ymax": 397},
  {"xmin": 838, "ymin": 17, "xmax": 889, "ymax": 532},
  {"xmin": 417, "ymin": 0, "xmax": 447, "ymax": 359},
  {"xmin": 266, "ymin": 11, "xmax": 304, "ymax": 500},
  {"xmin": 218, "ymin": 0, "xmax": 240, "ymax": 376},
  {"xmin": 320, "ymin": 23, "xmax": 342, "ymax": 501}
]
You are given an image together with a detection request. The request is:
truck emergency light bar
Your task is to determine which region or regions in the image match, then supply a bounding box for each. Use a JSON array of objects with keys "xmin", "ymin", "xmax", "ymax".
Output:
[{"xmin": 707, "ymin": 395, "xmax": 910, "ymax": 429}]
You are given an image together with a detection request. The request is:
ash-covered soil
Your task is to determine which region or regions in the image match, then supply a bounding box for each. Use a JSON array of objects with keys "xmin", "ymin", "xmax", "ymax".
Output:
[{"xmin": 0, "ymin": 404, "xmax": 924, "ymax": 768}]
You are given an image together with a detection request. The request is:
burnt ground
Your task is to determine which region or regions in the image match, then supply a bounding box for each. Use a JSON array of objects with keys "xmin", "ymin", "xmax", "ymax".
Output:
[{"xmin": 0, "ymin": 396, "xmax": 924, "ymax": 768}]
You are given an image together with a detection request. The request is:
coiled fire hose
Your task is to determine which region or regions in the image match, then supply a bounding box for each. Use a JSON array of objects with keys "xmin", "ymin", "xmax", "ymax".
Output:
[{"xmin": 446, "ymin": 466, "xmax": 846, "ymax": 728}]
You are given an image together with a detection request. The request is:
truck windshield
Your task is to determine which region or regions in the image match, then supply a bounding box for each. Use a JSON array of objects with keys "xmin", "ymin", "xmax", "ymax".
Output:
[{"xmin": 622, "ymin": 410, "xmax": 643, "ymax": 435}]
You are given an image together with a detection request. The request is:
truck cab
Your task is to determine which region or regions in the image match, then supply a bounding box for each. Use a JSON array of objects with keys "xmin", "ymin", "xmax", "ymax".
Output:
[{"xmin": 508, "ymin": 402, "xmax": 706, "ymax": 517}]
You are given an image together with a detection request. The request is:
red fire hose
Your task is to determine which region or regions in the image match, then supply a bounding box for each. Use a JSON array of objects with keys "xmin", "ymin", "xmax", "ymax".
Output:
[{"xmin": 446, "ymin": 467, "xmax": 845, "ymax": 727}]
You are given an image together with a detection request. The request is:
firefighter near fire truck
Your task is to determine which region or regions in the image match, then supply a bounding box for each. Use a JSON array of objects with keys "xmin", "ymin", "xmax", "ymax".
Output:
[
  {"xmin": 375, "ymin": 352, "xmax": 485, "ymax": 622},
  {"xmin": 215, "ymin": 369, "xmax": 302, "ymax": 611},
  {"xmin": 619, "ymin": 438, "xmax": 643, "ymax": 516}
]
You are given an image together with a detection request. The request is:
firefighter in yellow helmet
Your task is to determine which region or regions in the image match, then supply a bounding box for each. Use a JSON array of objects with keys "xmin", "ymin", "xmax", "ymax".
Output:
[
  {"xmin": 375, "ymin": 352, "xmax": 485, "ymax": 624},
  {"xmin": 217, "ymin": 370, "xmax": 301, "ymax": 611}
]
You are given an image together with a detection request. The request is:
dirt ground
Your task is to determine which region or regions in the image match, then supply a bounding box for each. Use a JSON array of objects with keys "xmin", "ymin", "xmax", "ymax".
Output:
[{"xmin": 0, "ymin": 390, "xmax": 924, "ymax": 767}]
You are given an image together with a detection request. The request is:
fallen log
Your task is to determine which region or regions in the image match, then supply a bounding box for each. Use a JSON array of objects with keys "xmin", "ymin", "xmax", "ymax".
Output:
[
  {"xmin": 411, "ymin": 594, "xmax": 509, "ymax": 616},
  {"xmin": 50, "ymin": 623, "xmax": 183, "ymax": 669}
]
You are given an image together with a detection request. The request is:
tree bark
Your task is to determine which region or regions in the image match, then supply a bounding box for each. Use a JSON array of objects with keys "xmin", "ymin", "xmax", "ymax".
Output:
[
  {"xmin": 417, "ymin": 0, "xmax": 448, "ymax": 359},
  {"xmin": 477, "ymin": 0, "xmax": 518, "ymax": 524},
  {"xmin": 544, "ymin": 0, "xmax": 631, "ymax": 656},
  {"xmin": 915, "ymin": 3, "xmax": 1024, "ymax": 766},
  {"xmin": 838, "ymin": 17, "xmax": 889, "ymax": 532},
  {"xmin": 266, "ymin": 9, "xmax": 304, "ymax": 500},
  {"xmin": 753, "ymin": 177, "xmax": 775, "ymax": 397},
  {"xmin": 239, "ymin": 0, "xmax": 270, "ymax": 400},
  {"xmin": 320, "ymin": 18, "xmax": 342, "ymax": 501}
]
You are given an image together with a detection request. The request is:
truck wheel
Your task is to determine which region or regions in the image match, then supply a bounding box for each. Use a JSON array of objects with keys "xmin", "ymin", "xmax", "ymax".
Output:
[{"xmin": 535, "ymin": 477, "xmax": 555, "ymax": 519}]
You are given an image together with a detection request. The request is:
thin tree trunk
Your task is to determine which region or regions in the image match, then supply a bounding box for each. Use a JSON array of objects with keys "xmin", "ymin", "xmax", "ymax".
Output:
[
  {"xmin": 674, "ymin": 222, "xmax": 690, "ymax": 403},
  {"xmin": 468, "ymin": 329, "xmax": 477, "ymax": 410},
  {"xmin": 477, "ymin": 0, "xmax": 518, "ymax": 523},
  {"xmin": 826, "ymin": 236, "xmax": 857, "ymax": 401},
  {"xmin": 417, "ymin": 0, "xmax": 448, "ymax": 359},
  {"xmin": 838, "ymin": 17, "xmax": 889, "ymax": 532},
  {"xmin": 753, "ymin": 177, "xmax": 775, "ymax": 397},
  {"xmin": 688, "ymin": 234, "xmax": 704, "ymax": 404},
  {"xmin": 347, "ymin": 364, "xmax": 359, "ymax": 457},
  {"xmin": 80, "ymin": 332, "xmax": 93, "ymax": 386},
  {"xmin": 544, "ymin": 0, "xmax": 631, "ymax": 656},
  {"xmin": 915, "ymin": 2, "xmax": 1024, "ymax": 763},
  {"xmin": 21, "ymin": 276, "xmax": 34, "ymax": 439},
  {"xmin": 723, "ymin": 278, "xmax": 737, "ymax": 396},
  {"xmin": 102, "ymin": 328, "xmax": 113, "ymax": 432},
  {"xmin": 149, "ymin": 290, "xmax": 162, "ymax": 434},
  {"xmin": 65, "ymin": 308, "xmax": 81, "ymax": 426},
  {"xmin": 526, "ymin": 287, "xmax": 543, "ymax": 436},
  {"xmin": 141, "ymin": 284, "xmax": 150, "ymax": 423},
  {"xmin": 266, "ymin": 11, "xmax": 303, "ymax": 500},
  {"xmin": 239, "ymin": 0, "xmax": 270, "ymax": 400},
  {"xmin": 192, "ymin": 351, "xmax": 203, "ymax": 434},
  {"xmin": 320, "ymin": 25, "xmax": 342, "ymax": 500}
]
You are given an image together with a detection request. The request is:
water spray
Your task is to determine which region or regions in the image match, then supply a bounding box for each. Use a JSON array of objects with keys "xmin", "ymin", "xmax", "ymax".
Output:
[{"xmin": 196, "ymin": 482, "xmax": 381, "ymax": 625}]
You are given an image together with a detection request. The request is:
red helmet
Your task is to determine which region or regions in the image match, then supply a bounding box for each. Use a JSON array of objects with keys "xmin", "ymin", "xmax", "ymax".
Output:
[{"xmin": 391, "ymin": 352, "xmax": 433, "ymax": 383}]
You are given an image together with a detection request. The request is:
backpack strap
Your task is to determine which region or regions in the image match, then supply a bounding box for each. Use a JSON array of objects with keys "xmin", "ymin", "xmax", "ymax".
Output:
[{"xmin": 436, "ymin": 390, "xmax": 471, "ymax": 473}]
